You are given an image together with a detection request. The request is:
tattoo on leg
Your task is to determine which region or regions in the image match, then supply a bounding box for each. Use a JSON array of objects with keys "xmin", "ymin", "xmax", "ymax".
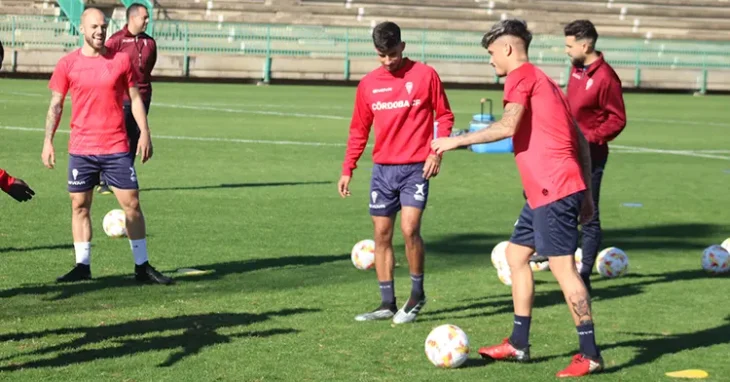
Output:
[{"xmin": 570, "ymin": 293, "xmax": 593, "ymax": 322}]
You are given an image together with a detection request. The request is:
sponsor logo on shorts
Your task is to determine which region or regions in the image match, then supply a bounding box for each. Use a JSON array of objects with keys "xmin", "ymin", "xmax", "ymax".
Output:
[
  {"xmin": 414, "ymin": 183, "xmax": 426, "ymax": 202},
  {"xmin": 370, "ymin": 191, "xmax": 385, "ymax": 209},
  {"xmin": 68, "ymin": 168, "xmax": 85, "ymax": 186},
  {"xmin": 130, "ymin": 167, "xmax": 137, "ymax": 182}
]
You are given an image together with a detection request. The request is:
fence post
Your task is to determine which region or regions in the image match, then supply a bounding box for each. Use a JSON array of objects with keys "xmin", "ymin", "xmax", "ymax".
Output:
[
  {"xmin": 634, "ymin": 67, "xmax": 641, "ymax": 88},
  {"xmin": 183, "ymin": 22, "xmax": 189, "ymax": 77},
  {"xmin": 11, "ymin": 16, "xmax": 16, "ymax": 48},
  {"xmin": 421, "ymin": 30, "xmax": 426, "ymax": 63},
  {"xmin": 699, "ymin": 53, "xmax": 708, "ymax": 94},
  {"xmin": 263, "ymin": 24, "xmax": 272, "ymax": 83},
  {"xmin": 344, "ymin": 27, "xmax": 350, "ymax": 81}
]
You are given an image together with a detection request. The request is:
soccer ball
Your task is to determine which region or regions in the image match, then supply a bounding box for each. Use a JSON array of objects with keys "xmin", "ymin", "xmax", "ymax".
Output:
[
  {"xmin": 721, "ymin": 238, "xmax": 730, "ymax": 252},
  {"xmin": 701, "ymin": 245, "xmax": 730, "ymax": 274},
  {"xmin": 530, "ymin": 259, "xmax": 549, "ymax": 272},
  {"xmin": 102, "ymin": 209, "xmax": 127, "ymax": 238},
  {"xmin": 596, "ymin": 247, "xmax": 629, "ymax": 278},
  {"xmin": 491, "ymin": 241, "xmax": 509, "ymax": 271},
  {"xmin": 424, "ymin": 324, "xmax": 470, "ymax": 368},
  {"xmin": 351, "ymin": 239, "xmax": 375, "ymax": 270},
  {"xmin": 497, "ymin": 267, "xmax": 512, "ymax": 286},
  {"xmin": 574, "ymin": 248, "xmax": 584, "ymax": 273}
]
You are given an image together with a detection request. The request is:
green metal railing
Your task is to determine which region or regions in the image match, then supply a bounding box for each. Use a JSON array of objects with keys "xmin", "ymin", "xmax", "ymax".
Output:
[{"xmin": 1, "ymin": 16, "xmax": 728, "ymax": 92}]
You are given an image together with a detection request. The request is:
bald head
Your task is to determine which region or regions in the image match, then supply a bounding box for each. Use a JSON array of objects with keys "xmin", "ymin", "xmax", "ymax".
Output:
[{"xmin": 79, "ymin": 7, "xmax": 108, "ymax": 53}]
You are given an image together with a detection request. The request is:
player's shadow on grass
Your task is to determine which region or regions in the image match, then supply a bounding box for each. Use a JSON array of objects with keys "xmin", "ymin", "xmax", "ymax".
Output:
[
  {"xmin": 0, "ymin": 308, "xmax": 317, "ymax": 371},
  {"xmin": 0, "ymin": 244, "xmax": 74, "ymax": 253},
  {"xmin": 141, "ymin": 180, "xmax": 333, "ymax": 192},
  {"xmin": 602, "ymin": 223, "xmax": 726, "ymax": 251},
  {"xmin": 420, "ymin": 269, "xmax": 715, "ymax": 322},
  {"xmin": 0, "ymin": 253, "xmax": 350, "ymax": 301}
]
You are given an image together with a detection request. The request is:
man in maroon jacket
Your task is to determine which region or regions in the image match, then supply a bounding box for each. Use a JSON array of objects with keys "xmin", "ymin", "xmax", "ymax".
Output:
[
  {"xmin": 97, "ymin": 3, "xmax": 157, "ymax": 195},
  {"xmin": 563, "ymin": 20, "xmax": 627, "ymax": 293}
]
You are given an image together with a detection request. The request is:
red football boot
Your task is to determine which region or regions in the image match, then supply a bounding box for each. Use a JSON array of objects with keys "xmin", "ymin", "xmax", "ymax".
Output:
[
  {"xmin": 478, "ymin": 338, "xmax": 530, "ymax": 362},
  {"xmin": 556, "ymin": 354, "xmax": 604, "ymax": 377}
]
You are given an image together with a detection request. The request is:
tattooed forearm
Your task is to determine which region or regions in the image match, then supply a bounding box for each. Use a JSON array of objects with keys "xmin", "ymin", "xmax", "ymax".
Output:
[
  {"xmin": 45, "ymin": 93, "xmax": 64, "ymax": 141},
  {"xmin": 457, "ymin": 103, "xmax": 524, "ymax": 146},
  {"xmin": 569, "ymin": 293, "xmax": 593, "ymax": 323}
]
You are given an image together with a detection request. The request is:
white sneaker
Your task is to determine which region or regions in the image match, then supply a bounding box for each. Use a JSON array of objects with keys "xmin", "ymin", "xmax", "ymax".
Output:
[
  {"xmin": 355, "ymin": 304, "xmax": 397, "ymax": 322},
  {"xmin": 392, "ymin": 297, "xmax": 426, "ymax": 324}
]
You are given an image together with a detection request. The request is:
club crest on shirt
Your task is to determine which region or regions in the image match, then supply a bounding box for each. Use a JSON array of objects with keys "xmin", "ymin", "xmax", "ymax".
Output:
[
  {"xmin": 405, "ymin": 81, "xmax": 413, "ymax": 95},
  {"xmin": 586, "ymin": 78, "xmax": 594, "ymax": 90}
]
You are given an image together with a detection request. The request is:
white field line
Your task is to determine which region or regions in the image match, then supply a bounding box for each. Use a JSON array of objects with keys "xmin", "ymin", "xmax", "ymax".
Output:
[{"xmin": 2, "ymin": 125, "xmax": 728, "ymax": 160}]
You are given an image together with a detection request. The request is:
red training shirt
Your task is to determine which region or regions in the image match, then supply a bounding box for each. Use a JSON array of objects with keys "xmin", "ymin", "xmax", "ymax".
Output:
[
  {"xmin": 106, "ymin": 24, "xmax": 157, "ymax": 103},
  {"xmin": 342, "ymin": 59, "xmax": 454, "ymax": 176},
  {"xmin": 49, "ymin": 49, "xmax": 135, "ymax": 156},
  {"xmin": 505, "ymin": 63, "xmax": 586, "ymax": 209},
  {"xmin": 566, "ymin": 53, "xmax": 626, "ymax": 164}
]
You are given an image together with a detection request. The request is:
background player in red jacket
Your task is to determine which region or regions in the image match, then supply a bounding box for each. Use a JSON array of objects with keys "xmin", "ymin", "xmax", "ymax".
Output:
[
  {"xmin": 432, "ymin": 19, "xmax": 603, "ymax": 377},
  {"xmin": 42, "ymin": 8, "xmax": 171, "ymax": 285},
  {"xmin": 0, "ymin": 168, "xmax": 35, "ymax": 202},
  {"xmin": 97, "ymin": 2, "xmax": 157, "ymax": 195},
  {"xmin": 564, "ymin": 20, "xmax": 627, "ymax": 293},
  {"xmin": 338, "ymin": 21, "xmax": 454, "ymax": 324}
]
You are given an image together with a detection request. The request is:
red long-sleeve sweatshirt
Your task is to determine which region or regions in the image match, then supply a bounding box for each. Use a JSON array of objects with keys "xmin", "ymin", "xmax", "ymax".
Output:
[
  {"xmin": 0, "ymin": 168, "xmax": 16, "ymax": 192},
  {"xmin": 566, "ymin": 53, "xmax": 627, "ymax": 163},
  {"xmin": 342, "ymin": 59, "xmax": 454, "ymax": 176}
]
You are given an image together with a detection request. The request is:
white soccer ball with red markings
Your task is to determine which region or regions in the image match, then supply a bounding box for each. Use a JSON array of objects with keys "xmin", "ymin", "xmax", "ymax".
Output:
[
  {"xmin": 497, "ymin": 267, "xmax": 512, "ymax": 286},
  {"xmin": 351, "ymin": 239, "xmax": 375, "ymax": 270},
  {"xmin": 102, "ymin": 209, "xmax": 127, "ymax": 238},
  {"xmin": 574, "ymin": 248, "xmax": 584, "ymax": 273},
  {"xmin": 530, "ymin": 259, "xmax": 549, "ymax": 272},
  {"xmin": 721, "ymin": 238, "xmax": 730, "ymax": 253},
  {"xmin": 491, "ymin": 241, "xmax": 509, "ymax": 271},
  {"xmin": 596, "ymin": 247, "xmax": 629, "ymax": 278},
  {"xmin": 701, "ymin": 245, "xmax": 730, "ymax": 274},
  {"xmin": 424, "ymin": 324, "xmax": 470, "ymax": 368}
]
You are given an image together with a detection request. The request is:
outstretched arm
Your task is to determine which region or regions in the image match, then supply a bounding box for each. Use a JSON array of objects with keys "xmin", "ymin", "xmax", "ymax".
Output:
[
  {"xmin": 41, "ymin": 91, "xmax": 65, "ymax": 169},
  {"xmin": 431, "ymin": 103, "xmax": 524, "ymax": 154}
]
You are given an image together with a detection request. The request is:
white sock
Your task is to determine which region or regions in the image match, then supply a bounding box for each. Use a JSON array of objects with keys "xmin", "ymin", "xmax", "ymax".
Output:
[
  {"xmin": 74, "ymin": 242, "xmax": 91, "ymax": 265},
  {"xmin": 130, "ymin": 239, "xmax": 149, "ymax": 265}
]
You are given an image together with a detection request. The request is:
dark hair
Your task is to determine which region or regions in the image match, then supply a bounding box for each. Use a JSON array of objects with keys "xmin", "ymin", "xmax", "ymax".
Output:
[
  {"xmin": 126, "ymin": 3, "xmax": 148, "ymax": 20},
  {"xmin": 564, "ymin": 20, "xmax": 598, "ymax": 45},
  {"xmin": 481, "ymin": 19, "xmax": 532, "ymax": 50},
  {"xmin": 372, "ymin": 21, "xmax": 401, "ymax": 52}
]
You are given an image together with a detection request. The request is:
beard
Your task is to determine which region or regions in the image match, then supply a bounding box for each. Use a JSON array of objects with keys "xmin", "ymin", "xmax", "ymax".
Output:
[{"xmin": 571, "ymin": 56, "xmax": 586, "ymax": 67}]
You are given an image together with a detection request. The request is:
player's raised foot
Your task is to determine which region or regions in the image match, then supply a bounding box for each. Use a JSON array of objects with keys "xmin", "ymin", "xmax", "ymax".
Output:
[
  {"xmin": 135, "ymin": 262, "xmax": 174, "ymax": 285},
  {"xmin": 56, "ymin": 263, "xmax": 92, "ymax": 283},
  {"xmin": 392, "ymin": 295, "xmax": 426, "ymax": 324},
  {"xmin": 556, "ymin": 354, "xmax": 604, "ymax": 378},
  {"xmin": 96, "ymin": 183, "xmax": 112, "ymax": 195},
  {"xmin": 354, "ymin": 303, "xmax": 397, "ymax": 322},
  {"xmin": 478, "ymin": 338, "xmax": 531, "ymax": 362}
]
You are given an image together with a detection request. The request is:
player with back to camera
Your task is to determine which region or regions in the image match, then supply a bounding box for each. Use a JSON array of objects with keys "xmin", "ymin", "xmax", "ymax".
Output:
[
  {"xmin": 97, "ymin": 2, "xmax": 158, "ymax": 195},
  {"xmin": 338, "ymin": 21, "xmax": 454, "ymax": 324},
  {"xmin": 562, "ymin": 19, "xmax": 627, "ymax": 293},
  {"xmin": 431, "ymin": 19, "xmax": 604, "ymax": 377},
  {"xmin": 42, "ymin": 7, "xmax": 172, "ymax": 285}
]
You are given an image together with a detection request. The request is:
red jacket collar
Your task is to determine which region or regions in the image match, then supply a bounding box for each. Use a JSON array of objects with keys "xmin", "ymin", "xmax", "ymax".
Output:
[
  {"xmin": 120, "ymin": 24, "xmax": 149, "ymax": 39},
  {"xmin": 582, "ymin": 52, "xmax": 606, "ymax": 75}
]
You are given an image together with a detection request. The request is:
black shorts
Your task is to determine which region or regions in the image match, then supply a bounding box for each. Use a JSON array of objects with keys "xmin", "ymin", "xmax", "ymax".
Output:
[{"xmin": 509, "ymin": 191, "xmax": 584, "ymax": 256}]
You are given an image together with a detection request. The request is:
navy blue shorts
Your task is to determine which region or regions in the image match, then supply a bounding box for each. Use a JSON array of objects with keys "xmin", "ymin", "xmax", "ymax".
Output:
[
  {"xmin": 510, "ymin": 191, "xmax": 584, "ymax": 256},
  {"xmin": 369, "ymin": 162, "xmax": 428, "ymax": 216},
  {"xmin": 68, "ymin": 153, "xmax": 139, "ymax": 193}
]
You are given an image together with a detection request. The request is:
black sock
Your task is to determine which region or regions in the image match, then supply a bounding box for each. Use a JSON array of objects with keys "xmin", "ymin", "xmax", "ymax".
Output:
[
  {"xmin": 580, "ymin": 272, "xmax": 593, "ymax": 295},
  {"xmin": 577, "ymin": 322, "xmax": 599, "ymax": 359},
  {"xmin": 410, "ymin": 273, "xmax": 424, "ymax": 299},
  {"xmin": 509, "ymin": 315, "xmax": 531, "ymax": 349},
  {"xmin": 379, "ymin": 280, "xmax": 395, "ymax": 306}
]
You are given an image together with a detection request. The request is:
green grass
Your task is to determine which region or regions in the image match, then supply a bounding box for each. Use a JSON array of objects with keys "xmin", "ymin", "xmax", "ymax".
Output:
[{"xmin": 0, "ymin": 78, "xmax": 729, "ymax": 381}]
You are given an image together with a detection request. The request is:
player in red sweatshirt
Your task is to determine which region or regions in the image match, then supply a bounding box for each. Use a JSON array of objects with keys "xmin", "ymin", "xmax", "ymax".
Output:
[
  {"xmin": 338, "ymin": 21, "xmax": 454, "ymax": 324},
  {"xmin": 432, "ymin": 19, "xmax": 603, "ymax": 377},
  {"xmin": 0, "ymin": 169, "xmax": 35, "ymax": 202},
  {"xmin": 97, "ymin": 3, "xmax": 157, "ymax": 195},
  {"xmin": 564, "ymin": 20, "xmax": 627, "ymax": 293}
]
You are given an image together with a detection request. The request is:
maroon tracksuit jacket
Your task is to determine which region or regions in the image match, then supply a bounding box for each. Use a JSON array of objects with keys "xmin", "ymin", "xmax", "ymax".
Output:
[{"xmin": 105, "ymin": 25, "xmax": 157, "ymax": 103}]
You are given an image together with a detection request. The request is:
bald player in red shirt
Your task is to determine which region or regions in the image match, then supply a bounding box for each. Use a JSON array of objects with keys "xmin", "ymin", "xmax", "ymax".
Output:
[
  {"xmin": 432, "ymin": 19, "xmax": 603, "ymax": 377},
  {"xmin": 338, "ymin": 21, "xmax": 454, "ymax": 325},
  {"xmin": 42, "ymin": 7, "xmax": 172, "ymax": 285},
  {"xmin": 97, "ymin": 2, "xmax": 157, "ymax": 195},
  {"xmin": 564, "ymin": 20, "xmax": 627, "ymax": 293}
]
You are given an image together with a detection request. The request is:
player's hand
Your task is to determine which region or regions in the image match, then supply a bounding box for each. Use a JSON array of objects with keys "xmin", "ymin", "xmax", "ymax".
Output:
[
  {"xmin": 137, "ymin": 132, "xmax": 153, "ymax": 163},
  {"xmin": 338, "ymin": 175, "xmax": 352, "ymax": 198},
  {"xmin": 423, "ymin": 154, "xmax": 441, "ymax": 179},
  {"xmin": 431, "ymin": 137, "xmax": 460, "ymax": 155},
  {"xmin": 41, "ymin": 140, "xmax": 55, "ymax": 169},
  {"xmin": 579, "ymin": 192, "xmax": 595, "ymax": 225},
  {"xmin": 5, "ymin": 178, "xmax": 35, "ymax": 202}
]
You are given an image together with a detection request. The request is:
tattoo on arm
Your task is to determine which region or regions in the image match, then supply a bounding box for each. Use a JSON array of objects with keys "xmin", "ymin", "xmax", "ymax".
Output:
[
  {"xmin": 458, "ymin": 103, "xmax": 524, "ymax": 146},
  {"xmin": 569, "ymin": 292, "xmax": 593, "ymax": 323},
  {"xmin": 45, "ymin": 92, "xmax": 64, "ymax": 141}
]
